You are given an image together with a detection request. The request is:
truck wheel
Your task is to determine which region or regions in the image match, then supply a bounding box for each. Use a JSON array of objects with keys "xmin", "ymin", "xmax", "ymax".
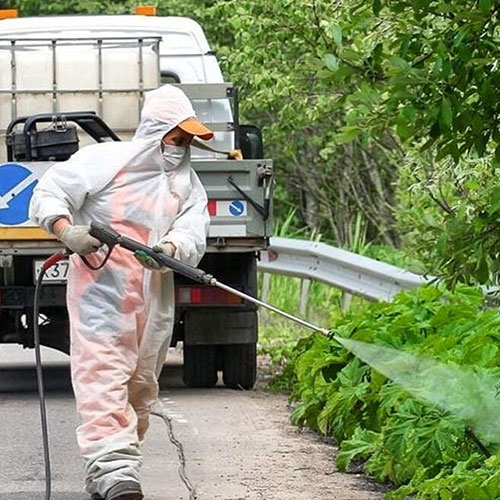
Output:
[
  {"xmin": 222, "ymin": 343, "xmax": 257, "ymax": 390},
  {"xmin": 183, "ymin": 344, "xmax": 218, "ymax": 388}
]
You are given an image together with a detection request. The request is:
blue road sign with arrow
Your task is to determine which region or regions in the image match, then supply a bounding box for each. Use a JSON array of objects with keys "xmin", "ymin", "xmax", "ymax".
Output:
[
  {"xmin": 229, "ymin": 200, "xmax": 245, "ymax": 217},
  {"xmin": 0, "ymin": 163, "xmax": 38, "ymax": 225}
]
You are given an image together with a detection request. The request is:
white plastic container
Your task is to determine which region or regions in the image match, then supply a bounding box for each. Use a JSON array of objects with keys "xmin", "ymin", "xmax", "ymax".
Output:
[{"xmin": 0, "ymin": 38, "xmax": 160, "ymax": 135}]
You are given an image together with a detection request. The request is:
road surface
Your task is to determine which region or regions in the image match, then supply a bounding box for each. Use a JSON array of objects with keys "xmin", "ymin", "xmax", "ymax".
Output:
[{"xmin": 0, "ymin": 345, "xmax": 386, "ymax": 500}]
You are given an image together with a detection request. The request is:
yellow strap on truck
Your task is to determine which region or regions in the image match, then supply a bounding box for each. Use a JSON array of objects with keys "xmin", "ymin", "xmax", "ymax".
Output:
[{"xmin": 0, "ymin": 227, "xmax": 54, "ymax": 240}]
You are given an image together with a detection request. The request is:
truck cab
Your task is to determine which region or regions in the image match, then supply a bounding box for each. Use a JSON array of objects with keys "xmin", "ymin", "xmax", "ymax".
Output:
[{"xmin": 0, "ymin": 12, "xmax": 273, "ymax": 389}]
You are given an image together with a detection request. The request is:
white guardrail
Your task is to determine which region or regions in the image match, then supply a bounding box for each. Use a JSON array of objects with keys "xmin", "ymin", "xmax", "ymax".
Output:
[{"xmin": 257, "ymin": 237, "xmax": 428, "ymax": 304}]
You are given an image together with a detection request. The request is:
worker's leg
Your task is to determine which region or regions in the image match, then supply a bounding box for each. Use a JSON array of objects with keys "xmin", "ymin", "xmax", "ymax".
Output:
[
  {"xmin": 128, "ymin": 325, "xmax": 172, "ymax": 441},
  {"xmin": 68, "ymin": 260, "xmax": 145, "ymax": 497},
  {"xmin": 128, "ymin": 271, "xmax": 174, "ymax": 442}
]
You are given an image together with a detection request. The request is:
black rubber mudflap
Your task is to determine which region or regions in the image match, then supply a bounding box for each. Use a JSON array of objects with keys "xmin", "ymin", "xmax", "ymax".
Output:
[
  {"xmin": 222, "ymin": 343, "xmax": 257, "ymax": 390},
  {"xmin": 183, "ymin": 344, "xmax": 218, "ymax": 388}
]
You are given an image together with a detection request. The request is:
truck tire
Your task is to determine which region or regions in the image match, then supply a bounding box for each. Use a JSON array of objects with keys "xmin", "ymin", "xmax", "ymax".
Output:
[
  {"xmin": 183, "ymin": 344, "xmax": 218, "ymax": 388},
  {"xmin": 222, "ymin": 342, "xmax": 257, "ymax": 389}
]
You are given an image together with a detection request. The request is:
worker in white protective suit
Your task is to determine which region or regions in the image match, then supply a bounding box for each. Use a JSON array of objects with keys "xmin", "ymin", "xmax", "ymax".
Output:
[{"xmin": 29, "ymin": 85, "xmax": 213, "ymax": 500}]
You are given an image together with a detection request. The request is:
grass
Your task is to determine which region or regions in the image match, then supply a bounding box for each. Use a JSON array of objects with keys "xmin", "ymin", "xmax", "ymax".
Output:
[{"xmin": 256, "ymin": 272, "xmax": 368, "ymax": 392}]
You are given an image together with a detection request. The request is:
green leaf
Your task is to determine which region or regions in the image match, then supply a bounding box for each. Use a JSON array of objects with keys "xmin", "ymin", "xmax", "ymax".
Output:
[
  {"xmin": 480, "ymin": 80, "xmax": 496, "ymax": 108},
  {"xmin": 440, "ymin": 98, "xmax": 453, "ymax": 129},
  {"xmin": 337, "ymin": 125, "xmax": 362, "ymax": 144},
  {"xmin": 391, "ymin": 57, "xmax": 410, "ymax": 71},
  {"xmin": 476, "ymin": 256, "xmax": 489, "ymax": 284},
  {"xmin": 330, "ymin": 24, "xmax": 342, "ymax": 46},
  {"xmin": 337, "ymin": 428, "xmax": 380, "ymax": 471},
  {"xmin": 479, "ymin": 0, "xmax": 492, "ymax": 12},
  {"xmin": 324, "ymin": 53, "xmax": 339, "ymax": 72},
  {"xmin": 453, "ymin": 27, "xmax": 470, "ymax": 47},
  {"xmin": 488, "ymin": 186, "xmax": 500, "ymax": 215},
  {"xmin": 373, "ymin": 0, "xmax": 382, "ymax": 15},
  {"xmin": 429, "ymin": 120, "xmax": 441, "ymax": 139}
]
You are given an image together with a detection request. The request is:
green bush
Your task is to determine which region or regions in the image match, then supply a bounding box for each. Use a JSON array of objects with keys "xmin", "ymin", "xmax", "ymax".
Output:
[{"xmin": 288, "ymin": 284, "xmax": 500, "ymax": 499}]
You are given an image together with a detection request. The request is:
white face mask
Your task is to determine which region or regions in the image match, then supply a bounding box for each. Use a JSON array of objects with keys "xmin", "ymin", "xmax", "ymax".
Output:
[{"xmin": 161, "ymin": 144, "xmax": 189, "ymax": 171}]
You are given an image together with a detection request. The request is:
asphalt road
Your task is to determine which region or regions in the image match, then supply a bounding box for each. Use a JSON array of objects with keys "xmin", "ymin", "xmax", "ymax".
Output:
[{"xmin": 0, "ymin": 345, "xmax": 385, "ymax": 500}]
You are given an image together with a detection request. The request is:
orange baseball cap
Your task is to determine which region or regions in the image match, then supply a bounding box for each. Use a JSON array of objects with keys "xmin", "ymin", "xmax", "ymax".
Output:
[{"xmin": 178, "ymin": 116, "xmax": 214, "ymax": 140}]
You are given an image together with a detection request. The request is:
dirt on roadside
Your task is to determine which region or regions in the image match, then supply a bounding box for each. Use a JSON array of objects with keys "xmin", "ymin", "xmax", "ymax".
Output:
[{"xmin": 239, "ymin": 389, "xmax": 389, "ymax": 500}]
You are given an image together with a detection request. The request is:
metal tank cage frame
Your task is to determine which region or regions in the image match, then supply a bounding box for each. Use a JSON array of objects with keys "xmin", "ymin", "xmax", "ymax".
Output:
[
  {"xmin": 0, "ymin": 36, "xmax": 241, "ymax": 147},
  {"xmin": 0, "ymin": 36, "xmax": 162, "ymax": 126}
]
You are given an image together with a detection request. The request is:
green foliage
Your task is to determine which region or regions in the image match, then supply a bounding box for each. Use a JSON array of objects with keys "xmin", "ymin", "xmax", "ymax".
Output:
[
  {"xmin": 315, "ymin": 0, "xmax": 500, "ymax": 162},
  {"xmin": 396, "ymin": 150, "xmax": 500, "ymax": 285},
  {"xmin": 288, "ymin": 284, "xmax": 500, "ymax": 498},
  {"xmin": 11, "ymin": 0, "xmax": 136, "ymax": 14},
  {"xmin": 300, "ymin": 0, "xmax": 500, "ymax": 285}
]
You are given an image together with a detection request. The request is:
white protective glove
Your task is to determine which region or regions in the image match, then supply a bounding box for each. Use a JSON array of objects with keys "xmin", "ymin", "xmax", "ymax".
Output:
[
  {"xmin": 59, "ymin": 225, "xmax": 104, "ymax": 256},
  {"xmin": 134, "ymin": 242, "xmax": 176, "ymax": 271}
]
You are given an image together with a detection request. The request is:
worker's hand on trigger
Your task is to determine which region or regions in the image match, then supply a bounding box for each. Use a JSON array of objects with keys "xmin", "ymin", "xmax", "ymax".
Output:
[
  {"xmin": 59, "ymin": 225, "xmax": 103, "ymax": 256},
  {"xmin": 134, "ymin": 243, "xmax": 176, "ymax": 272}
]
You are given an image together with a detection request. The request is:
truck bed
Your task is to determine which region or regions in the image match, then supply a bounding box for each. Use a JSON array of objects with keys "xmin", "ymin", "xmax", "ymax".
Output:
[{"xmin": 0, "ymin": 158, "xmax": 273, "ymax": 254}]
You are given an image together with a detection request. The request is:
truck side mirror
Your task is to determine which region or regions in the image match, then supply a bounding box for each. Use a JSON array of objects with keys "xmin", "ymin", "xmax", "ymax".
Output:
[{"xmin": 240, "ymin": 125, "xmax": 263, "ymax": 159}]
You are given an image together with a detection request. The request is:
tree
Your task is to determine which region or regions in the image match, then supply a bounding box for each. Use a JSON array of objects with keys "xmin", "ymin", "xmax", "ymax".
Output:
[
  {"xmin": 203, "ymin": 0, "xmax": 402, "ymax": 245},
  {"xmin": 327, "ymin": 0, "xmax": 500, "ymax": 284}
]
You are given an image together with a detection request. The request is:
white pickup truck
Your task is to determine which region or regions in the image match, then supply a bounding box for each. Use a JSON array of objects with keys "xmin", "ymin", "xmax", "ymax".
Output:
[{"xmin": 0, "ymin": 11, "xmax": 273, "ymax": 389}]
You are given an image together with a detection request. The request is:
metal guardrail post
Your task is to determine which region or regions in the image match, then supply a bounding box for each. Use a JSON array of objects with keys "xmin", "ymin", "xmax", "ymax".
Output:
[
  {"xmin": 342, "ymin": 292, "xmax": 353, "ymax": 310},
  {"xmin": 299, "ymin": 279, "xmax": 310, "ymax": 316},
  {"xmin": 261, "ymin": 272, "xmax": 271, "ymax": 304}
]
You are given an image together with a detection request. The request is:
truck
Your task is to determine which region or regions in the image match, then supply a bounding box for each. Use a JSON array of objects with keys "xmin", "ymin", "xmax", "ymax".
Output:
[{"xmin": 0, "ymin": 8, "xmax": 273, "ymax": 389}]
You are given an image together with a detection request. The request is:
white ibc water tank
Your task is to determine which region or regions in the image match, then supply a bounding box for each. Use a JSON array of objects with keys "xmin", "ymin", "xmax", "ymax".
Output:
[{"xmin": 0, "ymin": 38, "xmax": 160, "ymax": 155}]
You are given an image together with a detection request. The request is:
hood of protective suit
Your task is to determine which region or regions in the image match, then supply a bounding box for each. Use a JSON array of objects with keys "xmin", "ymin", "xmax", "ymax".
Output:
[
  {"xmin": 133, "ymin": 84, "xmax": 197, "ymax": 143},
  {"xmin": 31, "ymin": 84, "xmax": 204, "ymax": 233}
]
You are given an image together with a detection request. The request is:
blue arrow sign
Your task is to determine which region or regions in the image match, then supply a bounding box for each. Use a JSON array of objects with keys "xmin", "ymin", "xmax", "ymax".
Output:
[
  {"xmin": 0, "ymin": 163, "xmax": 38, "ymax": 225},
  {"xmin": 229, "ymin": 200, "xmax": 245, "ymax": 217}
]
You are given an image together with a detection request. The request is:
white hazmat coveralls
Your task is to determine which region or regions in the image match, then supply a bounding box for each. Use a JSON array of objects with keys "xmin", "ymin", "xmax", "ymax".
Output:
[{"xmin": 29, "ymin": 85, "xmax": 210, "ymax": 497}]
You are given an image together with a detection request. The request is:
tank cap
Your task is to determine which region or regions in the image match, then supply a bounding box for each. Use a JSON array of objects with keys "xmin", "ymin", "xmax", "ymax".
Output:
[
  {"xmin": 135, "ymin": 5, "xmax": 156, "ymax": 15},
  {"xmin": 0, "ymin": 9, "xmax": 18, "ymax": 19}
]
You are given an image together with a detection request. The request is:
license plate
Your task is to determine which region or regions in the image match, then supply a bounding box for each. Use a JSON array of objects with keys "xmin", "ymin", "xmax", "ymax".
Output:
[{"xmin": 33, "ymin": 259, "xmax": 69, "ymax": 284}]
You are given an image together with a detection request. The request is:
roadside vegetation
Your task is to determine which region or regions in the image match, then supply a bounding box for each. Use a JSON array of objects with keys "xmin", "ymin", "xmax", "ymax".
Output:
[
  {"xmin": 288, "ymin": 284, "xmax": 500, "ymax": 499},
  {"xmin": 11, "ymin": 0, "xmax": 500, "ymax": 498}
]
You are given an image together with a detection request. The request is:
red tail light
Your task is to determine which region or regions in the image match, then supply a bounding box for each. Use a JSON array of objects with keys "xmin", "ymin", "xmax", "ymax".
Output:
[
  {"xmin": 207, "ymin": 200, "xmax": 217, "ymax": 216},
  {"xmin": 175, "ymin": 286, "xmax": 243, "ymax": 305}
]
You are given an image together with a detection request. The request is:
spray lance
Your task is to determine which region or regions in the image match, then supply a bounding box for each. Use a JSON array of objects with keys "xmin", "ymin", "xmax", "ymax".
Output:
[
  {"xmin": 88, "ymin": 222, "xmax": 332, "ymax": 336},
  {"xmin": 42, "ymin": 223, "xmax": 333, "ymax": 341}
]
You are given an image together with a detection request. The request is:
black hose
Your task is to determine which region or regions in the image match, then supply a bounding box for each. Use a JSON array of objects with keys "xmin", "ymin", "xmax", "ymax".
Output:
[
  {"xmin": 152, "ymin": 409, "xmax": 197, "ymax": 500},
  {"xmin": 34, "ymin": 267, "xmax": 52, "ymax": 500}
]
